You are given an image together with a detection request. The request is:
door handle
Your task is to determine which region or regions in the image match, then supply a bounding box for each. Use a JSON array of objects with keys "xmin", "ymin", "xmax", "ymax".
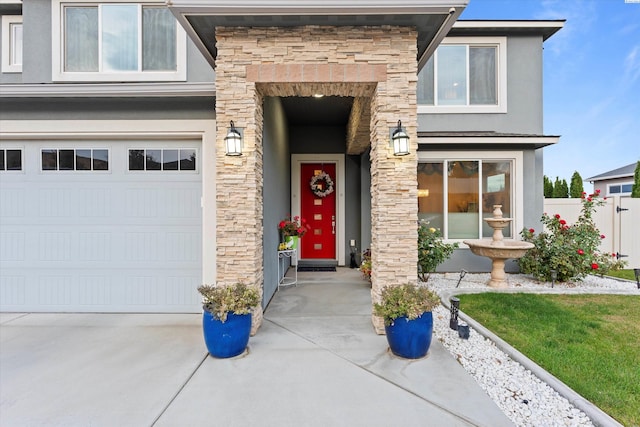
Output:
[{"xmin": 332, "ymin": 221, "xmax": 336, "ymax": 234}]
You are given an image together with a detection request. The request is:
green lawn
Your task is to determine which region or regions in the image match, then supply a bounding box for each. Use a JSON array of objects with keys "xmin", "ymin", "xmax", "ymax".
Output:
[
  {"xmin": 604, "ymin": 269, "xmax": 638, "ymax": 282},
  {"xmin": 457, "ymin": 293, "xmax": 640, "ymax": 426}
]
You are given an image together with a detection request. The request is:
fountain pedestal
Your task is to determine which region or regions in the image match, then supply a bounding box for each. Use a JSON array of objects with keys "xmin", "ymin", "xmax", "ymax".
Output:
[{"xmin": 463, "ymin": 205, "xmax": 534, "ymax": 288}]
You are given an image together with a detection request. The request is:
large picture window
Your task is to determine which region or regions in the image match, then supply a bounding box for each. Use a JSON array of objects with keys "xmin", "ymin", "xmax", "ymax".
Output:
[
  {"xmin": 417, "ymin": 37, "xmax": 506, "ymax": 113},
  {"xmin": 53, "ymin": 1, "xmax": 186, "ymax": 82},
  {"xmin": 418, "ymin": 159, "xmax": 513, "ymax": 240}
]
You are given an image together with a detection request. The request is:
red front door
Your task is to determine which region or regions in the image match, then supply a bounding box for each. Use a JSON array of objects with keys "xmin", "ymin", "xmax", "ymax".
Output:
[{"xmin": 300, "ymin": 163, "xmax": 336, "ymax": 260}]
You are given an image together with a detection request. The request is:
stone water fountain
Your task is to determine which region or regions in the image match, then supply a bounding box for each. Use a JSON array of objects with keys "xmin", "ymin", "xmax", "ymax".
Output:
[{"xmin": 463, "ymin": 205, "xmax": 534, "ymax": 288}]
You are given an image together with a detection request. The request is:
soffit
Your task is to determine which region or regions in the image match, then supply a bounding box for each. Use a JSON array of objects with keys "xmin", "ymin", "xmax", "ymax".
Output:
[{"xmin": 168, "ymin": 1, "xmax": 468, "ymax": 71}]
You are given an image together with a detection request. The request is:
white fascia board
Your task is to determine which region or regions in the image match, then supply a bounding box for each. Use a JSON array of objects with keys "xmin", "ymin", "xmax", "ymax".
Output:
[
  {"xmin": 0, "ymin": 82, "xmax": 215, "ymax": 98},
  {"xmin": 167, "ymin": 0, "xmax": 468, "ymax": 15},
  {"xmin": 419, "ymin": 135, "xmax": 560, "ymax": 147},
  {"xmin": 454, "ymin": 20, "xmax": 565, "ymax": 30}
]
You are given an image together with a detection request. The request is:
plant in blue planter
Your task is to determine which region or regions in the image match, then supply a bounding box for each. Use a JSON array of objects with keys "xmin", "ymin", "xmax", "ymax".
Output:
[
  {"xmin": 374, "ymin": 283, "xmax": 440, "ymax": 359},
  {"xmin": 197, "ymin": 283, "xmax": 260, "ymax": 358}
]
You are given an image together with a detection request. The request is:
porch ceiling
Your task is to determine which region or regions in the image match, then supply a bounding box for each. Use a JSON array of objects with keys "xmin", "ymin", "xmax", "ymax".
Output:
[{"xmin": 168, "ymin": 0, "xmax": 468, "ymax": 71}]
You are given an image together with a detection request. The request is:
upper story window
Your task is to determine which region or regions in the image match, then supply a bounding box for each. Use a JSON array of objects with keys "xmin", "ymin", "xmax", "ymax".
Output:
[
  {"xmin": 418, "ymin": 37, "xmax": 507, "ymax": 114},
  {"xmin": 1, "ymin": 15, "xmax": 23, "ymax": 73},
  {"xmin": 52, "ymin": 1, "xmax": 186, "ymax": 82}
]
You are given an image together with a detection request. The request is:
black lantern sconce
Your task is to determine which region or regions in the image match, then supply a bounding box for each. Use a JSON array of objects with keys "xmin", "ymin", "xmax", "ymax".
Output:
[
  {"xmin": 390, "ymin": 120, "xmax": 410, "ymax": 156},
  {"xmin": 635, "ymin": 268, "xmax": 640, "ymax": 289},
  {"xmin": 550, "ymin": 269, "xmax": 557, "ymax": 288},
  {"xmin": 224, "ymin": 121, "xmax": 243, "ymax": 156},
  {"xmin": 449, "ymin": 297, "xmax": 460, "ymax": 330}
]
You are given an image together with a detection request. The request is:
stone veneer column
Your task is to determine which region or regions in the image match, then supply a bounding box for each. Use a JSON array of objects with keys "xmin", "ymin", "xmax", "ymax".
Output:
[
  {"xmin": 215, "ymin": 30, "xmax": 265, "ymax": 334},
  {"xmin": 214, "ymin": 25, "xmax": 418, "ymax": 335},
  {"xmin": 369, "ymin": 30, "xmax": 419, "ymax": 334}
]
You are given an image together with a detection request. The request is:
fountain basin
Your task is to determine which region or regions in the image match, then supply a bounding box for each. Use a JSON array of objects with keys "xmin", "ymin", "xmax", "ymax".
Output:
[
  {"xmin": 463, "ymin": 239, "xmax": 534, "ymax": 259},
  {"xmin": 463, "ymin": 239, "xmax": 534, "ymax": 288}
]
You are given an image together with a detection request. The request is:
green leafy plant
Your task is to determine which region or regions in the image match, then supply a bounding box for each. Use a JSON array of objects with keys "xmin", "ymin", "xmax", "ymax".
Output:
[
  {"xmin": 518, "ymin": 190, "xmax": 626, "ymax": 282},
  {"xmin": 418, "ymin": 221, "xmax": 458, "ymax": 282},
  {"xmin": 197, "ymin": 283, "xmax": 260, "ymax": 323},
  {"xmin": 373, "ymin": 283, "xmax": 440, "ymax": 326},
  {"xmin": 278, "ymin": 215, "xmax": 311, "ymax": 237},
  {"xmin": 359, "ymin": 249, "xmax": 371, "ymax": 282}
]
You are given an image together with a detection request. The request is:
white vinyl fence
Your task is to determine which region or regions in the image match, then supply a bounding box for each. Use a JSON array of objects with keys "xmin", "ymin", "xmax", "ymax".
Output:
[{"xmin": 544, "ymin": 196, "xmax": 640, "ymax": 269}]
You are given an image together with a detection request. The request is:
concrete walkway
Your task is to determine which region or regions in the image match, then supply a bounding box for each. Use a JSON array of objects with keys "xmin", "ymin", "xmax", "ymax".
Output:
[{"xmin": 0, "ymin": 268, "xmax": 512, "ymax": 427}]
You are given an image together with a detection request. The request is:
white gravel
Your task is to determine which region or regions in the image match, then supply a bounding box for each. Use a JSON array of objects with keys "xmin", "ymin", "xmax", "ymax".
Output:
[{"xmin": 426, "ymin": 272, "xmax": 637, "ymax": 427}]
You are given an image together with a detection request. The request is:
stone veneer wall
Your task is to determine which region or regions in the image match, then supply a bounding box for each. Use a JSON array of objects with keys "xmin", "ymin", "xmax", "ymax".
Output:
[{"xmin": 215, "ymin": 25, "xmax": 418, "ymax": 334}]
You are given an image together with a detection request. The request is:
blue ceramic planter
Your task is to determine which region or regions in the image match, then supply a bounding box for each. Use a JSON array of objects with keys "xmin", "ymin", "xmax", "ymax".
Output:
[
  {"xmin": 202, "ymin": 310, "xmax": 252, "ymax": 358},
  {"xmin": 384, "ymin": 312, "xmax": 433, "ymax": 359}
]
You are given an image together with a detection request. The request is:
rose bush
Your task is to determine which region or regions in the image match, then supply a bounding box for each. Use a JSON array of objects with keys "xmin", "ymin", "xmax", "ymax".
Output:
[
  {"xmin": 518, "ymin": 190, "xmax": 625, "ymax": 282},
  {"xmin": 418, "ymin": 221, "xmax": 458, "ymax": 282}
]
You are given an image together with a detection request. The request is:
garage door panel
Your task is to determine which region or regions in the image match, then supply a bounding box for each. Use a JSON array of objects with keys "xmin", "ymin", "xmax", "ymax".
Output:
[{"xmin": 0, "ymin": 140, "xmax": 203, "ymax": 313}]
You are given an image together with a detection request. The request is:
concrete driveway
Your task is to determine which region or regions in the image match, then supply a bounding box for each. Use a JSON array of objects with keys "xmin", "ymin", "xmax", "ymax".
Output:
[{"xmin": 0, "ymin": 269, "xmax": 512, "ymax": 427}]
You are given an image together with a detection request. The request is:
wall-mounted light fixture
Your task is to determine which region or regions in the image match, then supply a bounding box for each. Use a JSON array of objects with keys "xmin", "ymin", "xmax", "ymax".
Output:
[
  {"xmin": 390, "ymin": 120, "xmax": 410, "ymax": 156},
  {"xmin": 224, "ymin": 121, "xmax": 243, "ymax": 156}
]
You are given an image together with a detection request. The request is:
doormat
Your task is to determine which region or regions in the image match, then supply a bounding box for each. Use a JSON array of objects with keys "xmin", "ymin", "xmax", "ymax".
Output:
[{"xmin": 297, "ymin": 266, "xmax": 337, "ymax": 272}]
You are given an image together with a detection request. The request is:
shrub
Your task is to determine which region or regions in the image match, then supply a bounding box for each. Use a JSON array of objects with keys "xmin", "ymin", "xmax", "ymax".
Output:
[
  {"xmin": 373, "ymin": 283, "xmax": 440, "ymax": 326},
  {"xmin": 359, "ymin": 249, "xmax": 372, "ymax": 282},
  {"xmin": 197, "ymin": 283, "xmax": 260, "ymax": 322},
  {"xmin": 418, "ymin": 221, "xmax": 458, "ymax": 282},
  {"xmin": 518, "ymin": 190, "xmax": 626, "ymax": 282},
  {"xmin": 569, "ymin": 171, "xmax": 584, "ymax": 198}
]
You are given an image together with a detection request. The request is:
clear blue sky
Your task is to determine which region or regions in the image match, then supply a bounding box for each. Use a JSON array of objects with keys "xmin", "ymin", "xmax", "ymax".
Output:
[{"xmin": 460, "ymin": 0, "xmax": 640, "ymax": 183}]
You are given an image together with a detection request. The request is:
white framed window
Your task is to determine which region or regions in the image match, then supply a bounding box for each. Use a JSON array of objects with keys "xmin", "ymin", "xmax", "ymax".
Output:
[
  {"xmin": 128, "ymin": 148, "xmax": 197, "ymax": 172},
  {"xmin": 41, "ymin": 148, "xmax": 110, "ymax": 171},
  {"xmin": 418, "ymin": 150, "xmax": 523, "ymax": 242},
  {"xmin": 607, "ymin": 182, "xmax": 633, "ymax": 196},
  {"xmin": 418, "ymin": 37, "xmax": 507, "ymax": 114},
  {"xmin": 52, "ymin": 0, "xmax": 186, "ymax": 82},
  {"xmin": 1, "ymin": 15, "xmax": 23, "ymax": 73}
]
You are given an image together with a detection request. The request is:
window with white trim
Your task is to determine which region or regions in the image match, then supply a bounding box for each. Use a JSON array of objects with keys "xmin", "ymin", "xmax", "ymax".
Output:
[
  {"xmin": 41, "ymin": 148, "xmax": 110, "ymax": 171},
  {"xmin": 0, "ymin": 149, "xmax": 23, "ymax": 171},
  {"xmin": 1, "ymin": 15, "xmax": 23, "ymax": 73},
  {"xmin": 52, "ymin": 1, "xmax": 186, "ymax": 82},
  {"xmin": 607, "ymin": 182, "xmax": 633, "ymax": 196},
  {"xmin": 128, "ymin": 148, "xmax": 197, "ymax": 171},
  {"xmin": 418, "ymin": 152, "xmax": 521, "ymax": 240},
  {"xmin": 418, "ymin": 37, "xmax": 507, "ymax": 114}
]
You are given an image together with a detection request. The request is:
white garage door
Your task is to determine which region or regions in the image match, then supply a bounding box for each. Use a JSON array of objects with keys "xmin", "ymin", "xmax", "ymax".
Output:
[{"xmin": 0, "ymin": 140, "xmax": 202, "ymax": 313}]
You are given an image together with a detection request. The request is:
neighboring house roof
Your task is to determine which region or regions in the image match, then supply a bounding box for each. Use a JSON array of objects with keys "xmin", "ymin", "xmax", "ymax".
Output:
[{"xmin": 586, "ymin": 162, "xmax": 638, "ymax": 182}]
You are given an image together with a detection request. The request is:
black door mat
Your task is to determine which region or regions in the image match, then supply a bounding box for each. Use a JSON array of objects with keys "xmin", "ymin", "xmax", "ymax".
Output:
[{"xmin": 297, "ymin": 266, "xmax": 337, "ymax": 272}]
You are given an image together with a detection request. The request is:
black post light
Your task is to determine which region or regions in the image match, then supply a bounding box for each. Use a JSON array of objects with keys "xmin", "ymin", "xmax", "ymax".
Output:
[
  {"xmin": 390, "ymin": 120, "xmax": 410, "ymax": 156},
  {"xmin": 449, "ymin": 296, "xmax": 460, "ymax": 330},
  {"xmin": 224, "ymin": 121, "xmax": 243, "ymax": 156},
  {"xmin": 550, "ymin": 269, "xmax": 558, "ymax": 288},
  {"xmin": 634, "ymin": 268, "xmax": 640, "ymax": 290}
]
